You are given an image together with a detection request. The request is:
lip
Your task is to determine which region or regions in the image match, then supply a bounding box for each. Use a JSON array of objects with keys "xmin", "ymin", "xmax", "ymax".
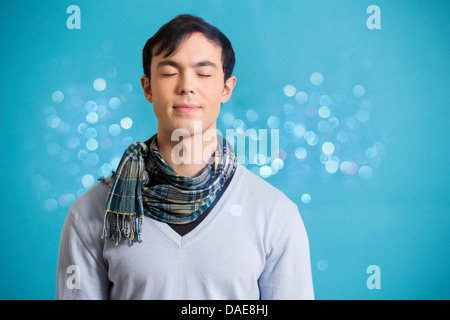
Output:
[{"xmin": 173, "ymin": 104, "xmax": 201, "ymax": 114}]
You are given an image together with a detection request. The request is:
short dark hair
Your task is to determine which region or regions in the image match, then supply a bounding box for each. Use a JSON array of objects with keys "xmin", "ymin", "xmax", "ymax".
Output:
[{"xmin": 142, "ymin": 14, "xmax": 235, "ymax": 82}]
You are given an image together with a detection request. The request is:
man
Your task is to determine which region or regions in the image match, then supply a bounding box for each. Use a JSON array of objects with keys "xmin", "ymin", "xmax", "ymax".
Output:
[{"xmin": 56, "ymin": 14, "xmax": 314, "ymax": 300}]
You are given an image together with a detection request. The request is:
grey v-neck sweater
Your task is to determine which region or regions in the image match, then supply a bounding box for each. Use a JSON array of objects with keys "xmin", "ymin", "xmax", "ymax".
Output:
[{"xmin": 56, "ymin": 163, "xmax": 314, "ymax": 299}]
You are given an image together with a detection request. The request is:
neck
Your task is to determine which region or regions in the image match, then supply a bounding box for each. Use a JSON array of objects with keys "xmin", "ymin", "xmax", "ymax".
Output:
[{"xmin": 156, "ymin": 130, "xmax": 218, "ymax": 178}]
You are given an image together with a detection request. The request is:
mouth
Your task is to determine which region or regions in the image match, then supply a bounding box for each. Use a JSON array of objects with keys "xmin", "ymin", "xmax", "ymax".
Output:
[{"xmin": 173, "ymin": 104, "xmax": 201, "ymax": 114}]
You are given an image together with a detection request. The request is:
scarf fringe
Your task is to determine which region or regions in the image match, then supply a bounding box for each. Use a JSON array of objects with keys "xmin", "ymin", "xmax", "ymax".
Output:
[
  {"xmin": 98, "ymin": 171, "xmax": 116, "ymax": 186},
  {"xmin": 99, "ymin": 135, "xmax": 236, "ymax": 246},
  {"xmin": 101, "ymin": 210, "xmax": 143, "ymax": 246},
  {"xmin": 100, "ymin": 142, "xmax": 147, "ymax": 246}
]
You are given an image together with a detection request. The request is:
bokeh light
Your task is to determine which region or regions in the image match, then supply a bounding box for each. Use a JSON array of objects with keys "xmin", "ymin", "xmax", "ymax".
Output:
[
  {"xmin": 353, "ymin": 84, "xmax": 365, "ymax": 97},
  {"xmin": 322, "ymin": 142, "xmax": 335, "ymax": 155},
  {"xmin": 229, "ymin": 204, "xmax": 242, "ymax": 217},
  {"xmin": 318, "ymin": 106, "xmax": 331, "ymax": 118},
  {"xmin": 81, "ymin": 174, "xmax": 95, "ymax": 188},
  {"xmin": 120, "ymin": 117, "xmax": 133, "ymax": 129},
  {"xmin": 284, "ymin": 84, "xmax": 296, "ymax": 97},
  {"xmin": 301, "ymin": 193, "xmax": 312, "ymax": 204},
  {"xmin": 317, "ymin": 259, "xmax": 329, "ymax": 271},
  {"xmin": 93, "ymin": 78, "xmax": 107, "ymax": 91},
  {"xmin": 108, "ymin": 97, "xmax": 121, "ymax": 110},
  {"xmin": 295, "ymin": 91, "xmax": 308, "ymax": 104},
  {"xmin": 108, "ymin": 124, "xmax": 121, "ymax": 136},
  {"xmin": 295, "ymin": 147, "xmax": 308, "ymax": 161},
  {"xmin": 51, "ymin": 91, "xmax": 64, "ymax": 103},
  {"xmin": 310, "ymin": 72, "xmax": 324, "ymax": 86}
]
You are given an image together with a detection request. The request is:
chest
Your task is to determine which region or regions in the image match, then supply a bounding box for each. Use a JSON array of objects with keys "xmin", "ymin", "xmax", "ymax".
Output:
[{"xmin": 103, "ymin": 212, "xmax": 266, "ymax": 298}]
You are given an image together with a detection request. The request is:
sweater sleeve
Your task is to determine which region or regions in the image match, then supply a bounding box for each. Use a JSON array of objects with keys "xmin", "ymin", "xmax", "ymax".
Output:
[
  {"xmin": 56, "ymin": 206, "xmax": 110, "ymax": 299},
  {"xmin": 258, "ymin": 203, "xmax": 314, "ymax": 300}
]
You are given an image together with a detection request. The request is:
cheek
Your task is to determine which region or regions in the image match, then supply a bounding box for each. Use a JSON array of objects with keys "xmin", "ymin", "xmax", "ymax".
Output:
[
  {"xmin": 202, "ymin": 81, "xmax": 225, "ymax": 102},
  {"xmin": 150, "ymin": 83, "xmax": 170, "ymax": 105}
]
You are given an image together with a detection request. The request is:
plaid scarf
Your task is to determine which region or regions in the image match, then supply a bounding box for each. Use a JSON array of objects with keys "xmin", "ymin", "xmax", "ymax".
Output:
[{"xmin": 100, "ymin": 133, "xmax": 237, "ymax": 245}]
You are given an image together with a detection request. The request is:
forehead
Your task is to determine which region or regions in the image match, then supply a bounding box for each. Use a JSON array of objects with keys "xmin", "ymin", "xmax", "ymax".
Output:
[{"xmin": 152, "ymin": 32, "xmax": 223, "ymax": 65}]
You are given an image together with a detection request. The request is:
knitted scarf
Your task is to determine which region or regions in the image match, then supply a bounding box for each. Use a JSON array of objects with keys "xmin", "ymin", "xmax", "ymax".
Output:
[{"xmin": 100, "ymin": 133, "xmax": 237, "ymax": 245}]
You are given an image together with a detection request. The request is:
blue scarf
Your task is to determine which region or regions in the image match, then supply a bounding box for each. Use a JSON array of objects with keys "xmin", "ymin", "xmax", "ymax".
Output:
[{"xmin": 100, "ymin": 133, "xmax": 237, "ymax": 245}]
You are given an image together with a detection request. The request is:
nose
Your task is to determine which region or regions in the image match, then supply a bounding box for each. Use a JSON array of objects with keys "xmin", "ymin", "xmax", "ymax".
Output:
[{"xmin": 177, "ymin": 73, "xmax": 195, "ymax": 95}]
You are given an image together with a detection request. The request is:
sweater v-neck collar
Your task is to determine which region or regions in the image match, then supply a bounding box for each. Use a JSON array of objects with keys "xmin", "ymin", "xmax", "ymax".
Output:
[{"xmin": 149, "ymin": 164, "xmax": 243, "ymax": 249}]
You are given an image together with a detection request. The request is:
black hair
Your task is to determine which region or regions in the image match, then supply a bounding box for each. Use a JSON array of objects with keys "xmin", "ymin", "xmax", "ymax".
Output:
[{"xmin": 142, "ymin": 14, "xmax": 235, "ymax": 82}]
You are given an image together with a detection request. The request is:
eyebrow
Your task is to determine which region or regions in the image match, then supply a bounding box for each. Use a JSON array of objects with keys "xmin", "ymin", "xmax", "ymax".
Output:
[
  {"xmin": 195, "ymin": 60, "xmax": 217, "ymax": 68},
  {"xmin": 157, "ymin": 59, "xmax": 218, "ymax": 69}
]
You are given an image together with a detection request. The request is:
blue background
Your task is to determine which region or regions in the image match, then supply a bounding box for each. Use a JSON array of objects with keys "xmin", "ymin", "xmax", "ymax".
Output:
[{"xmin": 0, "ymin": 0, "xmax": 449, "ymax": 299}]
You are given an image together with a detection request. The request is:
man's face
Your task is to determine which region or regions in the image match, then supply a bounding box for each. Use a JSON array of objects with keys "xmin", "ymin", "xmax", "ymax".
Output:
[{"xmin": 141, "ymin": 32, "xmax": 236, "ymax": 137}]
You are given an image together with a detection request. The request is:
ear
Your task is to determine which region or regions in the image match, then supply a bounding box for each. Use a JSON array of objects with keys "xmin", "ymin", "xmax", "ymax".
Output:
[
  {"xmin": 140, "ymin": 75, "xmax": 153, "ymax": 103},
  {"xmin": 220, "ymin": 76, "xmax": 237, "ymax": 104}
]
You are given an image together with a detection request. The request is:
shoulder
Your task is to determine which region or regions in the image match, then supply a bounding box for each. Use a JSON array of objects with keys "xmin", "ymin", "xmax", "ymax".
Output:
[
  {"xmin": 67, "ymin": 176, "xmax": 111, "ymax": 228},
  {"xmin": 235, "ymin": 163, "xmax": 297, "ymax": 209},
  {"xmin": 232, "ymin": 163, "xmax": 301, "ymax": 223},
  {"xmin": 58, "ymin": 178, "xmax": 111, "ymax": 276},
  {"xmin": 230, "ymin": 164, "xmax": 308, "ymax": 253}
]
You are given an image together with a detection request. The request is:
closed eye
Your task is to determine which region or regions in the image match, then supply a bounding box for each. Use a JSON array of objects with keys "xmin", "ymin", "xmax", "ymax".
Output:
[{"xmin": 198, "ymin": 74, "xmax": 211, "ymax": 78}]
